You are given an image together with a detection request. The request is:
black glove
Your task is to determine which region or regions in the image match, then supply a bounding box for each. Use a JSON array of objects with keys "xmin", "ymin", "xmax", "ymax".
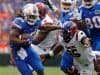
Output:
[{"xmin": 44, "ymin": 0, "xmax": 54, "ymax": 11}]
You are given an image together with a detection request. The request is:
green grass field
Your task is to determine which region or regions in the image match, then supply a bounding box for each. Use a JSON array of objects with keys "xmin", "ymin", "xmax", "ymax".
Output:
[{"xmin": 0, "ymin": 66, "xmax": 64, "ymax": 75}]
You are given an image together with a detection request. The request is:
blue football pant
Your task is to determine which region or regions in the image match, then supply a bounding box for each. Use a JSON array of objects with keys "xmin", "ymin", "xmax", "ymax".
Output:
[
  {"xmin": 60, "ymin": 51, "xmax": 73, "ymax": 71},
  {"xmin": 14, "ymin": 45, "xmax": 44, "ymax": 75}
]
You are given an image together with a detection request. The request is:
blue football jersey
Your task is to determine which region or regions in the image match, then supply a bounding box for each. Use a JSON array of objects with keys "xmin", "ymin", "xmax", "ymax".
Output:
[
  {"xmin": 10, "ymin": 18, "xmax": 44, "ymax": 75},
  {"xmin": 60, "ymin": 11, "xmax": 74, "ymax": 24},
  {"xmin": 10, "ymin": 17, "xmax": 42, "ymax": 50},
  {"xmin": 80, "ymin": 2, "xmax": 100, "ymax": 38},
  {"xmin": 13, "ymin": 17, "xmax": 41, "ymax": 34}
]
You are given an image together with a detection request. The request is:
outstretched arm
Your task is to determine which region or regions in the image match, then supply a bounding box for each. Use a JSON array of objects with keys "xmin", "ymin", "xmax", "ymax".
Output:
[
  {"xmin": 33, "ymin": 30, "xmax": 49, "ymax": 45},
  {"xmin": 81, "ymin": 37, "xmax": 91, "ymax": 48},
  {"xmin": 39, "ymin": 24, "xmax": 63, "ymax": 31},
  {"xmin": 44, "ymin": 0, "xmax": 60, "ymax": 19}
]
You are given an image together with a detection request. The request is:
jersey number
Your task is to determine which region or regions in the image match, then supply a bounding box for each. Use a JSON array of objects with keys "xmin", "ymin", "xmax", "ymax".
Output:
[
  {"xmin": 67, "ymin": 46, "xmax": 81, "ymax": 57},
  {"xmin": 85, "ymin": 16, "xmax": 100, "ymax": 29}
]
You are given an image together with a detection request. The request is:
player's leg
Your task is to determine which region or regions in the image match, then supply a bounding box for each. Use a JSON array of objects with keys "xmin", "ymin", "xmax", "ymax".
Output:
[
  {"xmin": 94, "ymin": 55, "xmax": 100, "ymax": 75},
  {"xmin": 26, "ymin": 46, "xmax": 44, "ymax": 75},
  {"xmin": 51, "ymin": 44, "xmax": 64, "ymax": 56},
  {"xmin": 15, "ymin": 59, "xmax": 33, "ymax": 75},
  {"xmin": 40, "ymin": 44, "xmax": 64, "ymax": 61},
  {"xmin": 92, "ymin": 39, "xmax": 100, "ymax": 74},
  {"xmin": 31, "ymin": 44, "xmax": 47, "ymax": 62},
  {"xmin": 60, "ymin": 51, "xmax": 75, "ymax": 75}
]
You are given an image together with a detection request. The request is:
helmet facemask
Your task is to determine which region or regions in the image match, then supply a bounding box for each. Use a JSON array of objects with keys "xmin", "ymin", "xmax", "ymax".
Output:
[
  {"xmin": 83, "ymin": 0, "xmax": 97, "ymax": 8},
  {"xmin": 61, "ymin": 0, "xmax": 73, "ymax": 13},
  {"xmin": 63, "ymin": 21, "xmax": 78, "ymax": 43},
  {"xmin": 24, "ymin": 14, "xmax": 38, "ymax": 25},
  {"xmin": 23, "ymin": 3, "xmax": 39, "ymax": 26},
  {"xmin": 62, "ymin": 30, "xmax": 71, "ymax": 43}
]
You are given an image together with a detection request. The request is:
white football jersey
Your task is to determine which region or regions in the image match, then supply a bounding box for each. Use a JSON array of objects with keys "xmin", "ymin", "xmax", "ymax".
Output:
[
  {"xmin": 31, "ymin": 29, "xmax": 59, "ymax": 55},
  {"xmin": 36, "ymin": 15, "xmax": 61, "ymax": 54},
  {"xmin": 62, "ymin": 30, "xmax": 95, "ymax": 66},
  {"xmin": 38, "ymin": 30, "xmax": 58, "ymax": 51},
  {"xmin": 61, "ymin": 30, "xmax": 95, "ymax": 75}
]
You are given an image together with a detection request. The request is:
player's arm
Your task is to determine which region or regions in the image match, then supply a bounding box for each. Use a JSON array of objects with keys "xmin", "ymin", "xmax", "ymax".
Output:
[
  {"xmin": 9, "ymin": 26, "xmax": 29, "ymax": 46},
  {"xmin": 44, "ymin": 0, "xmax": 57, "ymax": 11},
  {"xmin": 9, "ymin": 48, "xmax": 15, "ymax": 64},
  {"xmin": 39, "ymin": 24, "xmax": 63, "ymax": 31},
  {"xmin": 33, "ymin": 30, "xmax": 50, "ymax": 45},
  {"xmin": 43, "ymin": 31, "xmax": 64, "ymax": 58},
  {"xmin": 81, "ymin": 37, "xmax": 91, "ymax": 48},
  {"xmin": 72, "ymin": 6, "xmax": 86, "ymax": 31},
  {"xmin": 44, "ymin": 0, "xmax": 60, "ymax": 19},
  {"xmin": 72, "ymin": 19, "xmax": 85, "ymax": 30},
  {"xmin": 50, "ymin": 31, "xmax": 64, "ymax": 56},
  {"xmin": 78, "ymin": 31, "xmax": 91, "ymax": 48}
]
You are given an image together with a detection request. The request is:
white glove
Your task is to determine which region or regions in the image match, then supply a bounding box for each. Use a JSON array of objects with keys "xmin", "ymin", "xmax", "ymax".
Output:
[{"xmin": 73, "ymin": 9, "xmax": 82, "ymax": 21}]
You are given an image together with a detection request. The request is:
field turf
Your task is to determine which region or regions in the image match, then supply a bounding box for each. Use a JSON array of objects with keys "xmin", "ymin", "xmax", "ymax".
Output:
[{"xmin": 0, "ymin": 66, "xmax": 64, "ymax": 75}]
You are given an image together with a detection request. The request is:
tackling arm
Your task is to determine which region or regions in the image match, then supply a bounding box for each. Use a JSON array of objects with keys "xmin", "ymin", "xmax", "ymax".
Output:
[
  {"xmin": 81, "ymin": 37, "xmax": 91, "ymax": 48},
  {"xmin": 39, "ymin": 24, "xmax": 62, "ymax": 31},
  {"xmin": 44, "ymin": 0, "xmax": 60, "ymax": 19},
  {"xmin": 33, "ymin": 30, "xmax": 50, "ymax": 45}
]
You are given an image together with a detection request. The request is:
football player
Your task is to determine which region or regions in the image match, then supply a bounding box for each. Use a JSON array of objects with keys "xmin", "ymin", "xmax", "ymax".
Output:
[
  {"xmin": 62, "ymin": 21, "xmax": 95, "ymax": 75},
  {"xmin": 9, "ymin": 3, "xmax": 62, "ymax": 75},
  {"xmin": 32, "ymin": 14, "xmax": 63, "ymax": 61},
  {"xmin": 33, "ymin": 2, "xmax": 64, "ymax": 62},
  {"xmin": 79, "ymin": 0, "xmax": 100, "ymax": 74},
  {"xmin": 44, "ymin": 0, "xmax": 81, "ymax": 75}
]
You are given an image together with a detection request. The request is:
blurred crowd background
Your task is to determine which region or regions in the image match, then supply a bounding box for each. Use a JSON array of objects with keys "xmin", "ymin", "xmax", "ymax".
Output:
[{"xmin": 0, "ymin": 0, "xmax": 60, "ymax": 54}]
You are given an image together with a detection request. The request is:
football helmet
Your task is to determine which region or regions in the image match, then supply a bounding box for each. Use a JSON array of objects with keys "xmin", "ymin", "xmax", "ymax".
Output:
[
  {"xmin": 22, "ymin": 3, "xmax": 39, "ymax": 25},
  {"xmin": 60, "ymin": 0, "xmax": 73, "ymax": 13},
  {"xmin": 83, "ymin": 0, "xmax": 98, "ymax": 8},
  {"xmin": 35, "ymin": 2, "xmax": 47, "ymax": 19},
  {"xmin": 63, "ymin": 21, "xmax": 77, "ymax": 43}
]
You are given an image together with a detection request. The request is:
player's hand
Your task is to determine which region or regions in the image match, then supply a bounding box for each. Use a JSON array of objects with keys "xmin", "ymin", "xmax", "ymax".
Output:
[
  {"xmin": 20, "ymin": 33, "xmax": 32, "ymax": 46},
  {"xmin": 44, "ymin": 0, "xmax": 57, "ymax": 11},
  {"xmin": 10, "ymin": 55, "xmax": 15, "ymax": 65},
  {"xmin": 44, "ymin": 0, "xmax": 53, "ymax": 9},
  {"xmin": 82, "ymin": 38, "xmax": 91, "ymax": 48},
  {"xmin": 73, "ymin": 9, "xmax": 81, "ymax": 21},
  {"xmin": 40, "ymin": 54, "xmax": 47, "ymax": 62}
]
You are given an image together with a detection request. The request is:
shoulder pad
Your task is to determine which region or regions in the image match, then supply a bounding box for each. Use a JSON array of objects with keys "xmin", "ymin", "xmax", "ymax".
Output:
[
  {"xmin": 97, "ymin": 2, "xmax": 100, "ymax": 5},
  {"xmin": 77, "ymin": 30, "xmax": 86, "ymax": 41},
  {"xmin": 13, "ymin": 17, "xmax": 24, "ymax": 29}
]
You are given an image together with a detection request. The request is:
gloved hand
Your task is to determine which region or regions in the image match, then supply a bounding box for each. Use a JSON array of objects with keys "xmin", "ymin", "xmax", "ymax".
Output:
[
  {"xmin": 44, "ymin": 0, "xmax": 57, "ymax": 11},
  {"xmin": 73, "ymin": 9, "xmax": 82, "ymax": 21},
  {"xmin": 44, "ymin": 0, "xmax": 53, "ymax": 10}
]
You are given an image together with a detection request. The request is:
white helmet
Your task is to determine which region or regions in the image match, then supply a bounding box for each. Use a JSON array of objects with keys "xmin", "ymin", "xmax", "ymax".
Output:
[
  {"xmin": 61, "ymin": 0, "xmax": 73, "ymax": 13},
  {"xmin": 22, "ymin": 3, "xmax": 39, "ymax": 25},
  {"xmin": 83, "ymin": 0, "xmax": 97, "ymax": 8}
]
